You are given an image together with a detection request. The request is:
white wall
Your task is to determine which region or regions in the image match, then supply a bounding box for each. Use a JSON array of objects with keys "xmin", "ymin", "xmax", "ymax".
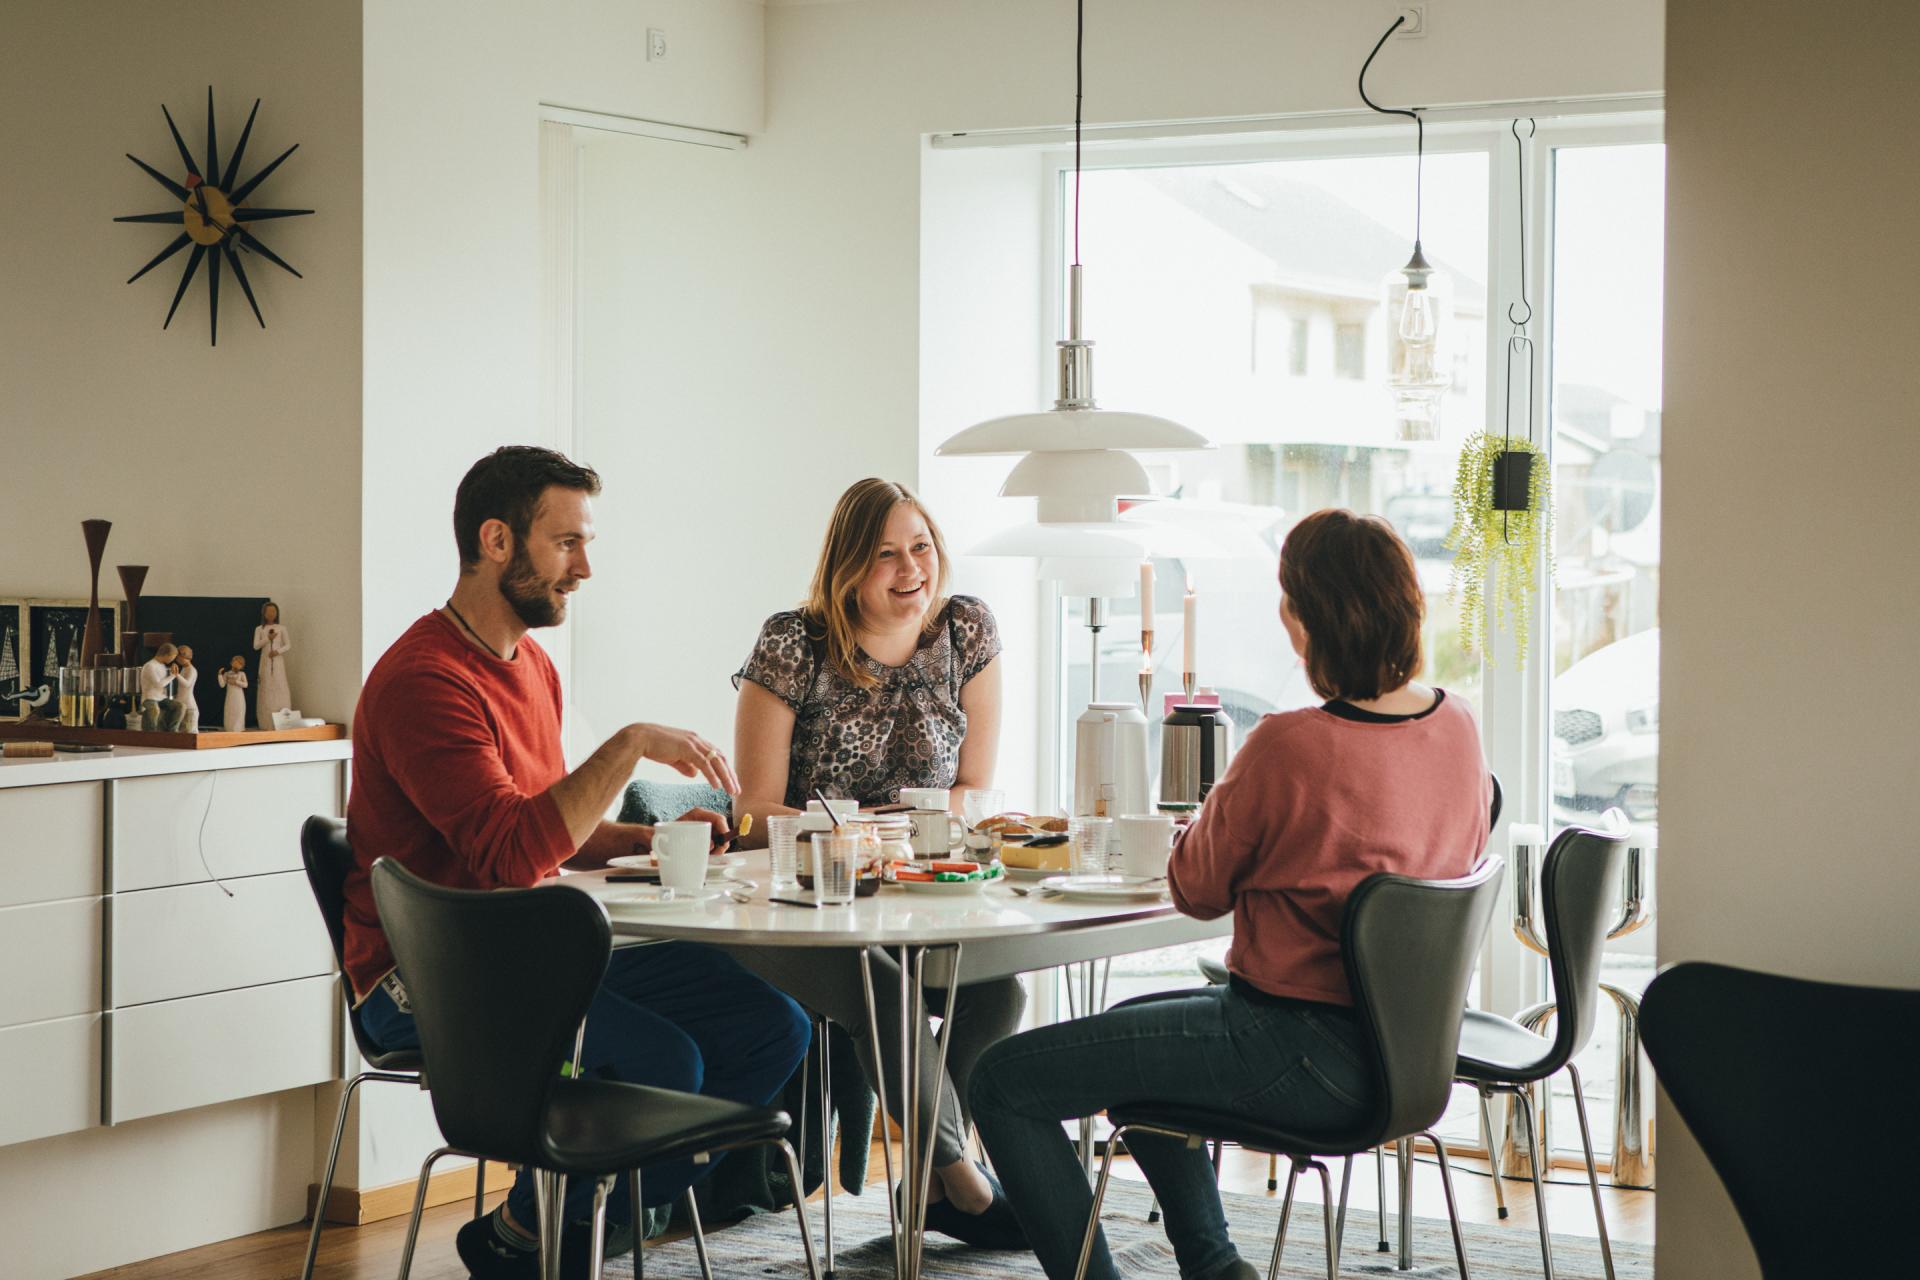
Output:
[
  {"xmin": 0, "ymin": 0, "xmax": 362, "ymax": 723},
  {"xmin": 1657, "ymin": 3, "xmax": 1920, "ymax": 1276}
]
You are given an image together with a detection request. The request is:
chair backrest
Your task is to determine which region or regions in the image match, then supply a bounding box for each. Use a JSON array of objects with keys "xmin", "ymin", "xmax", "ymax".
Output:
[
  {"xmin": 299, "ymin": 814, "xmax": 354, "ymax": 968},
  {"xmin": 1344, "ymin": 857, "xmax": 1504, "ymax": 1145},
  {"xmin": 1643, "ymin": 962, "xmax": 1920, "ymax": 1277},
  {"xmin": 370, "ymin": 858, "xmax": 612, "ymax": 1164},
  {"xmin": 1538, "ymin": 824, "xmax": 1629, "ymax": 1071}
]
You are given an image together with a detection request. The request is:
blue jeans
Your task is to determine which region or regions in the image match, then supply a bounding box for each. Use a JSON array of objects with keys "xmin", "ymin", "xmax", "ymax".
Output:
[
  {"xmin": 970, "ymin": 984, "xmax": 1372, "ymax": 1280},
  {"xmin": 360, "ymin": 941, "xmax": 809, "ymax": 1233}
]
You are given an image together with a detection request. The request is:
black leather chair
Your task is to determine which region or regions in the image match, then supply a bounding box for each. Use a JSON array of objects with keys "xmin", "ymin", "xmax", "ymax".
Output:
[
  {"xmin": 1456, "ymin": 823, "xmax": 1628, "ymax": 1280},
  {"xmin": 1642, "ymin": 962, "xmax": 1920, "ymax": 1280},
  {"xmin": 1077, "ymin": 858, "xmax": 1505, "ymax": 1280},
  {"xmin": 370, "ymin": 857, "xmax": 821, "ymax": 1280},
  {"xmin": 297, "ymin": 816, "xmax": 486, "ymax": 1280}
]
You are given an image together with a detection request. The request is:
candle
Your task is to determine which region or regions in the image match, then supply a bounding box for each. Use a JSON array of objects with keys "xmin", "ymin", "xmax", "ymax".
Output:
[
  {"xmin": 1139, "ymin": 560, "xmax": 1155, "ymax": 656},
  {"xmin": 1183, "ymin": 578, "xmax": 1197, "ymax": 674}
]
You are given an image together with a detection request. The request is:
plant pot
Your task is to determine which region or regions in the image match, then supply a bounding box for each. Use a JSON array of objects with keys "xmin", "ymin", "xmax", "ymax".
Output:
[{"xmin": 1491, "ymin": 450, "xmax": 1535, "ymax": 511}]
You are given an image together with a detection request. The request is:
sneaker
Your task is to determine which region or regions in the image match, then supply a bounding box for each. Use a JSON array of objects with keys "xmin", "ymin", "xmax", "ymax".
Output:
[
  {"xmin": 455, "ymin": 1212, "xmax": 538, "ymax": 1280},
  {"xmin": 908, "ymin": 1164, "xmax": 1030, "ymax": 1251}
]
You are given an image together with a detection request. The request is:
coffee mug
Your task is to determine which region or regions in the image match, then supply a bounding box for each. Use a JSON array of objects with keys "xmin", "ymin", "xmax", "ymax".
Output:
[
  {"xmin": 1114, "ymin": 813, "xmax": 1176, "ymax": 879},
  {"xmin": 908, "ymin": 808, "xmax": 966, "ymax": 857},
  {"xmin": 653, "ymin": 821, "xmax": 712, "ymax": 892},
  {"xmin": 900, "ymin": 787, "xmax": 951, "ymax": 811}
]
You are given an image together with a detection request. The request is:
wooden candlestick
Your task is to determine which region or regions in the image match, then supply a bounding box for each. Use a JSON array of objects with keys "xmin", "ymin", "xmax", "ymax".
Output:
[
  {"xmin": 79, "ymin": 520, "xmax": 112, "ymax": 667},
  {"xmin": 117, "ymin": 565, "xmax": 149, "ymax": 665}
]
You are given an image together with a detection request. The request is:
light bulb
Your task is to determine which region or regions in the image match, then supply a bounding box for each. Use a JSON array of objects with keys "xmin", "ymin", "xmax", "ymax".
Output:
[{"xmin": 1399, "ymin": 284, "xmax": 1438, "ymax": 344}]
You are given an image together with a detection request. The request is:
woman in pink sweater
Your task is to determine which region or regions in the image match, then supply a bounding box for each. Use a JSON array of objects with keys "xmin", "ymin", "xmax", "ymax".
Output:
[{"xmin": 972, "ymin": 510, "xmax": 1492, "ymax": 1280}]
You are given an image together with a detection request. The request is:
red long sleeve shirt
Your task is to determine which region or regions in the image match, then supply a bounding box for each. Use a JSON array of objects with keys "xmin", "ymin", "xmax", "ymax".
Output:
[
  {"xmin": 342, "ymin": 612, "xmax": 575, "ymax": 999},
  {"xmin": 1168, "ymin": 693, "xmax": 1492, "ymax": 1007}
]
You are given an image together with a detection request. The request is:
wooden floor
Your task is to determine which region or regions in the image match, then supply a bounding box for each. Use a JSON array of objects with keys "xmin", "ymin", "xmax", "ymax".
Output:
[{"xmin": 83, "ymin": 1142, "xmax": 1652, "ymax": 1279}]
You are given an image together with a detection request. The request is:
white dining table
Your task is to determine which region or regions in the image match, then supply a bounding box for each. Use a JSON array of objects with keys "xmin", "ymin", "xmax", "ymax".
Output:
[{"xmin": 552, "ymin": 854, "xmax": 1231, "ymax": 1280}]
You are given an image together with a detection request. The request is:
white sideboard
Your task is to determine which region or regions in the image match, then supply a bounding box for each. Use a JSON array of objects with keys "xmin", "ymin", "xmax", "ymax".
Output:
[{"xmin": 0, "ymin": 742, "xmax": 349, "ymax": 1147}]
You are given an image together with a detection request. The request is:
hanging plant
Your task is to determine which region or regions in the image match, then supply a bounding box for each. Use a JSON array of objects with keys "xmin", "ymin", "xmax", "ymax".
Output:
[{"xmin": 1446, "ymin": 431, "xmax": 1553, "ymax": 665}]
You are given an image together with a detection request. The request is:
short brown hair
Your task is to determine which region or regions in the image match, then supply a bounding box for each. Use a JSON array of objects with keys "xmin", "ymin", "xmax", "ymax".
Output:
[
  {"xmin": 1279, "ymin": 509, "xmax": 1424, "ymax": 701},
  {"xmin": 453, "ymin": 446, "xmax": 602, "ymax": 569},
  {"xmin": 804, "ymin": 479, "xmax": 951, "ymax": 688}
]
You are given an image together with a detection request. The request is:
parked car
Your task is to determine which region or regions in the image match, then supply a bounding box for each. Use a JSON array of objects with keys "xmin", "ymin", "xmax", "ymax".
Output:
[{"xmin": 1551, "ymin": 628, "xmax": 1660, "ymax": 826}]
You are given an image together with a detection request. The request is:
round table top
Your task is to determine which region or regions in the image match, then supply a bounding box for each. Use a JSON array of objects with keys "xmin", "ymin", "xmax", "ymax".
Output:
[{"xmin": 548, "ymin": 852, "xmax": 1199, "ymax": 948}]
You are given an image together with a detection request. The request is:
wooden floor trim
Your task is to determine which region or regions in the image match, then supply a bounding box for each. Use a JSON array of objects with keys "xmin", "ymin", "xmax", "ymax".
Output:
[{"xmin": 308, "ymin": 1160, "xmax": 518, "ymax": 1226}]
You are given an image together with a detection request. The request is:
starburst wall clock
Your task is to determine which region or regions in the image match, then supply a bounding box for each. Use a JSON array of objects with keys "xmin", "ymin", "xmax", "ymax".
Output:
[{"xmin": 115, "ymin": 88, "xmax": 313, "ymax": 346}]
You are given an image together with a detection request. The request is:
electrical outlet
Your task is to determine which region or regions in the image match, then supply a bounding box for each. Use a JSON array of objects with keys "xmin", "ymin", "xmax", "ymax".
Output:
[
  {"xmin": 1396, "ymin": 4, "xmax": 1428, "ymax": 38},
  {"xmin": 647, "ymin": 27, "xmax": 667, "ymax": 61}
]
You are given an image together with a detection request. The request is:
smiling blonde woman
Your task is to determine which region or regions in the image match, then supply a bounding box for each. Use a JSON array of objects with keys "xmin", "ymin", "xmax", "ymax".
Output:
[{"xmin": 728, "ymin": 476, "xmax": 1026, "ymax": 1247}]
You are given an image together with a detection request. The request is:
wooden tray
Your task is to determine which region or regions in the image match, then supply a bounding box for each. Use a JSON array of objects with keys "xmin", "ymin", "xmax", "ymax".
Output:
[{"xmin": 0, "ymin": 721, "xmax": 346, "ymax": 750}]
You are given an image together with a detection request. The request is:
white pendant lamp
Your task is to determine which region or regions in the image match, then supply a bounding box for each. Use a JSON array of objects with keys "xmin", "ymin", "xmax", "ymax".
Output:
[
  {"xmin": 1360, "ymin": 14, "xmax": 1454, "ymax": 442},
  {"xmin": 935, "ymin": 0, "xmax": 1209, "ymax": 524}
]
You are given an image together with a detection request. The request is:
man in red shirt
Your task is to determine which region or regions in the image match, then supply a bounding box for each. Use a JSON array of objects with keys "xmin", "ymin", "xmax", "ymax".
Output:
[{"xmin": 344, "ymin": 446, "xmax": 808, "ymax": 1280}]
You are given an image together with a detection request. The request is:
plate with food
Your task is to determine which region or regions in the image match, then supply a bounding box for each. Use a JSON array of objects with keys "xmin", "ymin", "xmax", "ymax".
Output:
[
  {"xmin": 996, "ymin": 834, "xmax": 1073, "ymax": 879},
  {"xmin": 887, "ymin": 860, "xmax": 1005, "ymax": 894}
]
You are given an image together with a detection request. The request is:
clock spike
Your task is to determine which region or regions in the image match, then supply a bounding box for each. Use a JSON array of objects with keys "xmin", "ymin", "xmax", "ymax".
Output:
[
  {"xmin": 126, "ymin": 153, "xmax": 189, "ymax": 201},
  {"xmin": 160, "ymin": 103, "xmax": 202, "ymax": 179},
  {"xmin": 227, "ymin": 142, "xmax": 298, "ymax": 205},
  {"xmin": 206, "ymin": 243, "xmax": 222, "ymax": 346},
  {"xmin": 163, "ymin": 244, "xmax": 207, "ymax": 329},
  {"xmin": 126, "ymin": 232, "xmax": 191, "ymax": 284},
  {"xmin": 225, "ymin": 243, "xmax": 265, "ymax": 328},
  {"xmin": 238, "ymin": 233, "xmax": 302, "ymax": 280},
  {"xmin": 114, "ymin": 211, "xmax": 187, "ymax": 224},
  {"xmin": 205, "ymin": 87, "xmax": 219, "ymax": 187},
  {"xmin": 220, "ymin": 98, "xmax": 261, "ymax": 191},
  {"xmin": 231, "ymin": 207, "xmax": 315, "ymax": 222}
]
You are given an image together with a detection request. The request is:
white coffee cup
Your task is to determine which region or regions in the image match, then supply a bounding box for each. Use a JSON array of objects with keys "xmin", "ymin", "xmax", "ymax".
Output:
[
  {"xmin": 908, "ymin": 809, "xmax": 966, "ymax": 857},
  {"xmin": 900, "ymin": 787, "xmax": 951, "ymax": 811},
  {"xmin": 1115, "ymin": 814, "xmax": 1176, "ymax": 879},
  {"xmin": 653, "ymin": 821, "xmax": 712, "ymax": 892}
]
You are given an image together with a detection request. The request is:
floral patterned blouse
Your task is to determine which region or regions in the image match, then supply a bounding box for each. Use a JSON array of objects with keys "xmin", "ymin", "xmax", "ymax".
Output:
[{"xmin": 734, "ymin": 595, "xmax": 1001, "ymax": 809}]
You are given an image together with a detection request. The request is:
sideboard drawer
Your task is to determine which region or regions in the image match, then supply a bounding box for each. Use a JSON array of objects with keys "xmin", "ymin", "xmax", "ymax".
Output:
[
  {"xmin": 0, "ymin": 782, "xmax": 103, "ymax": 907},
  {"xmin": 0, "ymin": 1013, "xmax": 101, "ymax": 1145},
  {"xmin": 112, "ymin": 762, "xmax": 339, "ymax": 892},
  {"xmin": 113, "ymin": 872, "xmax": 333, "ymax": 1007},
  {"xmin": 0, "ymin": 898, "xmax": 101, "ymax": 1027},
  {"xmin": 109, "ymin": 974, "xmax": 337, "ymax": 1124}
]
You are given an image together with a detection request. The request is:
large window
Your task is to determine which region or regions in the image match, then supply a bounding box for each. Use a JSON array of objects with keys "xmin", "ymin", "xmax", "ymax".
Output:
[{"xmin": 1026, "ymin": 122, "xmax": 1663, "ymax": 1168}]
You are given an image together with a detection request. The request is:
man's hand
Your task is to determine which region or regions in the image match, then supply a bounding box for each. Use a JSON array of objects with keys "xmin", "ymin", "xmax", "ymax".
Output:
[
  {"xmin": 626, "ymin": 723, "xmax": 741, "ymax": 794},
  {"xmin": 621, "ymin": 808, "xmax": 730, "ymax": 856}
]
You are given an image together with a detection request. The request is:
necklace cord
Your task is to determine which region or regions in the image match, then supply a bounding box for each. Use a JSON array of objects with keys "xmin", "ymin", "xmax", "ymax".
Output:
[{"xmin": 445, "ymin": 600, "xmax": 506, "ymax": 660}]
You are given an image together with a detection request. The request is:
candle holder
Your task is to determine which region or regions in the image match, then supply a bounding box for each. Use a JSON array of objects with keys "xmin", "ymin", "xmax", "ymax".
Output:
[
  {"xmin": 117, "ymin": 565, "xmax": 149, "ymax": 665},
  {"xmin": 1138, "ymin": 669, "xmax": 1154, "ymax": 715},
  {"xmin": 79, "ymin": 520, "xmax": 112, "ymax": 667},
  {"xmin": 1182, "ymin": 671, "xmax": 1197, "ymax": 702}
]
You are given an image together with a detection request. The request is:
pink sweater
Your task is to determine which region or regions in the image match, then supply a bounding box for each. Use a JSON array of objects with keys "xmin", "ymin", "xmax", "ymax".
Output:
[{"xmin": 1168, "ymin": 694, "xmax": 1492, "ymax": 1007}]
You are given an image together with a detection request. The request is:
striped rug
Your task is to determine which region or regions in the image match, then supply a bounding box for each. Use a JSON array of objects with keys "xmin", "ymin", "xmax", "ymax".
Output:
[{"xmin": 611, "ymin": 1173, "xmax": 1649, "ymax": 1278}]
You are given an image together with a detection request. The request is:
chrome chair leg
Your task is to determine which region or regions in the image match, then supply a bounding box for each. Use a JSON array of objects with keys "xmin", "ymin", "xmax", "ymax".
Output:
[
  {"xmin": 1268, "ymin": 1157, "xmax": 1301, "ymax": 1280},
  {"xmin": 1268, "ymin": 1151, "xmax": 1280, "ymax": 1192},
  {"xmin": 774, "ymin": 1138, "xmax": 825, "ymax": 1280},
  {"xmin": 586, "ymin": 1176, "xmax": 615, "ymax": 1280},
  {"xmin": 631, "ymin": 1169, "xmax": 645, "ymax": 1280},
  {"xmin": 1513, "ymin": 1087, "xmax": 1556, "ymax": 1280},
  {"xmin": 302, "ymin": 1070, "xmax": 364, "ymax": 1280},
  {"xmin": 533, "ymin": 1168, "xmax": 565, "ymax": 1280},
  {"xmin": 396, "ymin": 1145, "xmax": 453, "ymax": 1280},
  {"xmin": 1421, "ymin": 1131, "xmax": 1472, "ymax": 1280},
  {"xmin": 1477, "ymin": 1085, "xmax": 1510, "ymax": 1219},
  {"xmin": 1333, "ymin": 1153, "xmax": 1354, "ymax": 1273},
  {"xmin": 684, "ymin": 1187, "xmax": 714, "ymax": 1280},
  {"xmin": 1568, "ymin": 1064, "xmax": 1618, "ymax": 1280},
  {"xmin": 1396, "ymin": 1137, "xmax": 1414, "ymax": 1270},
  {"xmin": 1310, "ymin": 1160, "xmax": 1336, "ymax": 1280},
  {"xmin": 1072, "ymin": 1122, "xmax": 1125, "ymax": 1280},
  {"xmin": 1376, "ymin": 1143, "xmax": 1390, "ymax": 1252}
]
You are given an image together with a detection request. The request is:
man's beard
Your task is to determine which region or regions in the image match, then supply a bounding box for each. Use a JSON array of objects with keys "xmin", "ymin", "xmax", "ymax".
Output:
[{"xmin": 499, "ymin": 545, "xmax": 571, "ymax": 628}]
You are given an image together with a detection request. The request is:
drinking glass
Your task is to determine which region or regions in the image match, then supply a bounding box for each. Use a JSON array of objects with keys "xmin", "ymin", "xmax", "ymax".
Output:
[
  {"xmin": 766, "ymin": 814, "xmax": 804, "ymax": 890},
  {"xmin": 961, "ymin": 788, "xmax": 1005, "ymax": 829},
  {"xmin": 1068, "ymin": 815, "xmax": 1112, "ymax": 877},
  {"xmin": 813, "ymin": 831, "xmax": 863, "ymax": 905}
]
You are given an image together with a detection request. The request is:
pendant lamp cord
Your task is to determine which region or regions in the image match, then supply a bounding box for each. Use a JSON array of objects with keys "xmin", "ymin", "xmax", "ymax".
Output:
[
  {"xmin": 1358, "ymin": 15, "xmax": 1423, "ymax": 247},
  {"xmin": 1502, "ymin": 118, "xmax": 1539, "ymax": 544},
  {"xmin": 1073, "ymin": 0, "xmax": 1084, "ymax": 267}
]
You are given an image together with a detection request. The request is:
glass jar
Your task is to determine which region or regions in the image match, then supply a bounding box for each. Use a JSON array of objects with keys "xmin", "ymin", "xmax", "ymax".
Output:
[{"xmin": 847, "ymin": 813, "xmax": 914, "ymax": 868}]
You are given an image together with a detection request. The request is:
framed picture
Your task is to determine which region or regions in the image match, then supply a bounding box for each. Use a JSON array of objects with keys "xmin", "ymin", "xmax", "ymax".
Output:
[
  {"xmin": 0, "ymin": 600, "xmax": 26, "ymax": 722},
  {"xmin": 21, "ymin": 598, "xmax": 124, "ymax": 690}
]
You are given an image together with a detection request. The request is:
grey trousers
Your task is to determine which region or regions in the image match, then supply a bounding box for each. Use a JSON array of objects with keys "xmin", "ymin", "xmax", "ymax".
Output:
[{"xmin": 727, "ymin": 945, "xmax": 1026, "ymax": 1167}]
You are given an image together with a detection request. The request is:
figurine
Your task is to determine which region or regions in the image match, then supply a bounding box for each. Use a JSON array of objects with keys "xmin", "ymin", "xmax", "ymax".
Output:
[
  {"xmin": 218, "ymin": 655, "xmax": 249, "ymax": 733},
  {"xmin": 174, "ymin": 645, "xmax": 200, "ymax": 733},
  {"xmin": 138, "ymin": 643, "xmax": 179, "ymax": 731},
  {"xmin": 253, "ymin": 601, "xmax": 291, "ymax": 730}
]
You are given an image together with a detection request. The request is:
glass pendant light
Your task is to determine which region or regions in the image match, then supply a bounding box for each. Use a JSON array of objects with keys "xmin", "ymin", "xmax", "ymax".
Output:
[
  {"xmin": 935, "ymin": 0, "xmax": 1208, "ymax": 521},
  {"xmin": 1360, "ymin": 15, "xmax": 1453, "ymax": 441}
]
